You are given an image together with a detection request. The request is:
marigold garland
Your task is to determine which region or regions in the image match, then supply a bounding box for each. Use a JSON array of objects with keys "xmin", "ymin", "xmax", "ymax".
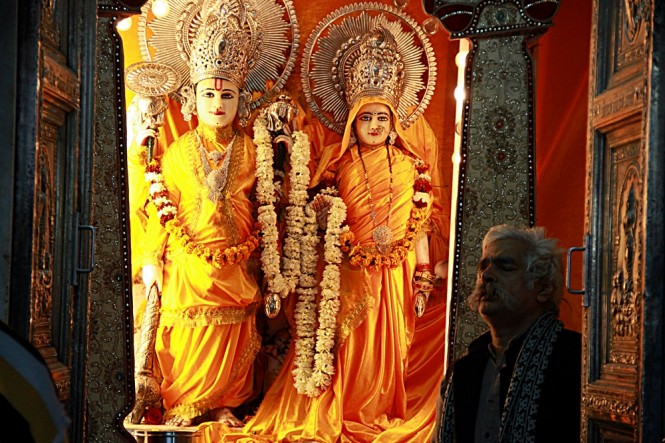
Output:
[
  {"xmin": 145, "ymin": 157, "xmax": 258, "ymax": 268},
  {"xmin": 340, "ymin": 157, "xmax": 432, "ymax": 271},
  {"xmin": 413, "ymin": 158, "xmax": 432, "ymax": 209}
]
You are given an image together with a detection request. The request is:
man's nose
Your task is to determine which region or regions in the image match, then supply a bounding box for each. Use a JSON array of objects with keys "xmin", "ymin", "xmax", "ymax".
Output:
[{"xmin": 481, "ymin": 266, "xmax": 495, "ymax": 283}]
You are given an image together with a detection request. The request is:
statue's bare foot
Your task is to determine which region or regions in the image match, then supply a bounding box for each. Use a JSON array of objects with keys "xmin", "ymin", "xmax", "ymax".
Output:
[
  {"xmin": 211, "ymin": 407, "xmax": 243, "ymax": 428},
  {"xmin": 164, "ymin": 415, "xmax": 194, "ymax": 427}
]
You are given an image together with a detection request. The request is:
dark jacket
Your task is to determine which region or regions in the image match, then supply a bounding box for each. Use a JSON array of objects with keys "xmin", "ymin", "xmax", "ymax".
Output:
[{"xmin": 445, "ymin": 325, "xmax": 581, "ymax": 442}]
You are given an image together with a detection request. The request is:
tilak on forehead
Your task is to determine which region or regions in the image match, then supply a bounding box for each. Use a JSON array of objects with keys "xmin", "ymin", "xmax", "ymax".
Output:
[{"xmin": 199, "ymin": 78, "xmax": 236, "ymax": 92}]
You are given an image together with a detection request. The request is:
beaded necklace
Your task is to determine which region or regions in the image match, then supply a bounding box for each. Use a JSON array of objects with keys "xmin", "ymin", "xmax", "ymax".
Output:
[{"xmin": 357, "ymin": 143, "xmax": 393, "ymax": 254}]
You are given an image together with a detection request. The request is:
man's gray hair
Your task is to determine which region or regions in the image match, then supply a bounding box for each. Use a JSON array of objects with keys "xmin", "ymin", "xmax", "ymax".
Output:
[{"xmin": 483, "ymin": 224, "xmax": 565, "ymax": 314}]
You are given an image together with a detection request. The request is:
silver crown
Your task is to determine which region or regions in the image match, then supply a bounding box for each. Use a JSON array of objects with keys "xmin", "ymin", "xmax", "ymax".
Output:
[
  {"xmin": 189, "ymin": 0, "xmax": 263, "ymax": 87},
  {"xmin": 301, "ymin": 3, "xmax": 437, "ymax": 134},
  {"xmin": 138, "ymin": 0, "xmax": 299, "ymax": 112},
  {"xmin": 338, "ymin": 26, "xmax": 404, "ymax": 109}
]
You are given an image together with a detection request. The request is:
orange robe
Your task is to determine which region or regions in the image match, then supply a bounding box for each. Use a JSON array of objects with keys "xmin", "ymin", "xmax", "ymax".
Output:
[
  {"xmin": 140, "ymin": 128, "xmax": 262, "ymax": 423},
  {"xmin": 127, "ymin": 96, "xmax": 195, "ymax": 280},
  {"xmin": 201, "ymin": 96, "xmax": 447, "ymax": 442},
  {"xmin": 214, "ymin": 151, "xmax": 433, "ymax": 442}
]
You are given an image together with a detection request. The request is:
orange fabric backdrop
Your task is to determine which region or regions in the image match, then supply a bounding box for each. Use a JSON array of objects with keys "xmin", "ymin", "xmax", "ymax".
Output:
[
  {"xmin": 117, "ymin": 0, "xmax": 458, "ymax": 205},
  {"xmin": 118, "ymin": 0, "xmax": 590, "ymax": 332},
  {"xmin": 534, "ymin": 0, "xmax": 592, "ymax": 332}
]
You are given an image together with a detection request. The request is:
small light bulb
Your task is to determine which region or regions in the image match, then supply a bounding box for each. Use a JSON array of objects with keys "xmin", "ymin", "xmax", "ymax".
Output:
[
  {"xmin": 152, "ymin": 0, "xmax": 170, "ymax": 18},
  {"xmin": 455, "ymin": 51, "xmax": 468, "ymax": 69},
  {"xmin": 116, "ymin": 17, "xmax": 132, "ymax": 32},
  {"xmin": 454, "ymin": 86, "xmax": 466, "ymax": 102}
]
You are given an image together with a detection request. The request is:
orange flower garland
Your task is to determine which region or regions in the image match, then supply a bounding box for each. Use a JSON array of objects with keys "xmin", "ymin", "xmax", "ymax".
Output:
[
  {"xmin": 339, "ymin": 157, "xmax": 431, "ymax": 271},
  {"xmin": 341, "ymin": 206, "xmax": 428, "ymax": 271},
  {"xmin": 145, "ymin": 158, "xmax": 258, "ymax": 268}
]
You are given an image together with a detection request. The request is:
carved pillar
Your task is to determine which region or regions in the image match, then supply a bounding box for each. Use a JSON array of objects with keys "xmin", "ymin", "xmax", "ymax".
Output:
[
  {"xmin": 88, "ymin": 1, "xmax": 144, "ymax": 440},
  {"xmin": 423, "ymin": 0, "xmax": 560, "ymax": 362}
]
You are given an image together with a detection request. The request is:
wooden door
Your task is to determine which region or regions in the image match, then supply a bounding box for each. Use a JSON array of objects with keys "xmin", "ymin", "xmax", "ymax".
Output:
[
  {"xmin": 583, "ymin": 0, "xmax": 664, "ymax": 440},
  {"xmin": 6, "ymin": 1, "xmax": 137, "ymax": 441}
]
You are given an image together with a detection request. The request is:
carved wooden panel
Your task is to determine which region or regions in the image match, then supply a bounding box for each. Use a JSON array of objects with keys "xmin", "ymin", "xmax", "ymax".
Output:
[
  {"xmin": 583, "ymin": 0, "xmax": 654, "ymax": 440},
  {"xmin": 34, "ymin": 0, "xmax": 81, "ymax": 405},
  {"xmin": 584, "ymin": 129, "xmax": 642, "ymax": 441},
  {"xmin": 423, "ymin": 0, "xmax": 559, "ymax": 364},
  {"xmin": 20, "ymin": 0, "xmax": 147, "ymax": 438}
]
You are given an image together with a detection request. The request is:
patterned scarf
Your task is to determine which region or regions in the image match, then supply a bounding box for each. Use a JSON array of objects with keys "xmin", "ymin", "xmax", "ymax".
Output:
[{"xmin": 439, "ymin": 312, "xmax": 563, "ymax": 443}]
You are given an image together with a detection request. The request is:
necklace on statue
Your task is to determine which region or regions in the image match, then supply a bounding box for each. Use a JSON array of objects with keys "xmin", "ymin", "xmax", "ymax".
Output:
[
  {"xmin": 196, "ymin": 130, "xmax": 237, "ymax": 202},
  {"xmin": 357, "ymin": 143, "xmax": 393, "ymax": 255}
]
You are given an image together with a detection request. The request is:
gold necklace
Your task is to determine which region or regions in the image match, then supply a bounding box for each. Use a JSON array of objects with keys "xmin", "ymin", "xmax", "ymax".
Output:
[
  {"xmin": 357, "ymin": 143, "xmax": 393, "ymax": 254},
  {"xmin": 196, "ymin": 130, "xmax": 237, "ymax": 202},
  {"xmin": 358, "ymin": 142, "xmax": 384, "ymax": 151},
  {"xmin": 199, "ymin": 124, "xmax": 235, "ymax": 145}
]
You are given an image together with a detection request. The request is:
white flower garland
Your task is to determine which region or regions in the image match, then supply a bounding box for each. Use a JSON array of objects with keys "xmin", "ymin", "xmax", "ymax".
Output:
[
  {"xmin": 292, "ymin": 188, "xmax": 348, "ymax": 396},
  {"xmin": 253, "ymin": 112, "xmax": 346, "ymax": 396},
  {"xmin": 292, "ymin": 204, "xmax": 320, "ymax": 394},
  {"xmin": 254, "ymin": 115, "xmax": 310, "ymax": 299}
]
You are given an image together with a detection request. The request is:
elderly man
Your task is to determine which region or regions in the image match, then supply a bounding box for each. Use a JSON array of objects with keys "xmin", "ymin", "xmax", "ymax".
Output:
[{"xmin": 436, "ymin": 224, "xmax": 581, "ymax": 442}]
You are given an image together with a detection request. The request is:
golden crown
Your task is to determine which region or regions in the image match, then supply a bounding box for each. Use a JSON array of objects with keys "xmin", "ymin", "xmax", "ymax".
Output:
[
  {"xmin": 189, "ymin": 0, "xmax": 263, "ymax": 88},
  {"xmin": 337, "ymin": 26, "xmax": 404, "ymax": 110}
]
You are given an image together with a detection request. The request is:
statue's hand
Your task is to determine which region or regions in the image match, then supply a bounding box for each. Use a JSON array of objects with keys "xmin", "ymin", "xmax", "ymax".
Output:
[
  {"xmin": 310, "ymin": 194, "xmax": 330, "ymax": 230},
  {"xmin": 136, "ymin": 128, "xmax": 158, "ymax": 147},
  {"xmin": 142, "ymin": 264, "xmax": 163, "ymax": 294},
  {"xmin": 413, "ymin": 265, "xmax": 434, "ymax": 318},
  {"xmin": 434, "ymin": 260, "xmax": 448, "ymax": 287}
]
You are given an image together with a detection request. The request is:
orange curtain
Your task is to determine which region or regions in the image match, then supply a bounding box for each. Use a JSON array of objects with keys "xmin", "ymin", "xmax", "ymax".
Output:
[{"xmin": 535, "ymin": 0, "xmax": 592, "ymax": 332}]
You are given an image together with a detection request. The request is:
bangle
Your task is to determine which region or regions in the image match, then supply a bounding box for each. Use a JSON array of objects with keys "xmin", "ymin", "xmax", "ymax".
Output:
[
  {"xmin": 413, "ymin": 266, "xmax": 434, "ymax": 295},
  {"xmin": 414, "ymin": 270, "xmax": 435, "ymax": 282},
  {"xmin": 415, "ymin": 263, "xmax": 432, "ymax": 273}
]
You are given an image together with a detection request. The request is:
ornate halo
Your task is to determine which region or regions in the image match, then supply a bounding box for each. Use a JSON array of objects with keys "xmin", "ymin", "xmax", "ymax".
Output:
[
  {"xmin": 137, "ymin": 0, "xmax": 300, "ymax": 110},
  {"xmin": 301, "ymin": 2, "xmax": 437, "ymax": 134},
  {"xmin": 125, "ymin": 62, "xmax": 181, "ymax": 97}
]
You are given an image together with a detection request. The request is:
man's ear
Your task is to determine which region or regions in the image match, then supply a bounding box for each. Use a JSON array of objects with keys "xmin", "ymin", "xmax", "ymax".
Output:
[{"xmin": 536, "ymin": 283, "xmax": 553, "ymax": 303}]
